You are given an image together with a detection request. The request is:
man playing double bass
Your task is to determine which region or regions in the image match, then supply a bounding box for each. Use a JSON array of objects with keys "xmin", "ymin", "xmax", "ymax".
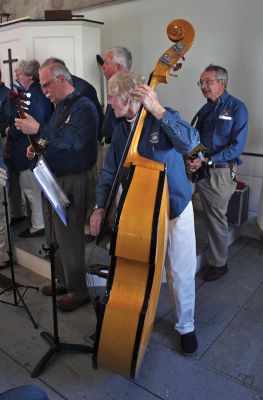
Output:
[{"xmin": 90, "ymin": 70, "xmax": 200, "ymax": 354}]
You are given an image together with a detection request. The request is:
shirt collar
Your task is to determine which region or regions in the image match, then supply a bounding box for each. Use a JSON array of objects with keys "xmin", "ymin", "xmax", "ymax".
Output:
[
  {"xmin": 58, "ymin": 90, "xmax": 80, "ymax": 107},
  {"xmin": 207, "ymin": 90, "xmax": 228, "ymax": 109}
]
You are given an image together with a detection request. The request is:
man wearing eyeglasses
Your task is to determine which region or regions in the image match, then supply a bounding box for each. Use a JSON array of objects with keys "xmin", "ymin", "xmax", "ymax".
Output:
[
  {"xmin": 189, "ymin": 65, "xmax": 248, "ymax": 281},
  {"xmin": 15, "ymin": 59, "xmax": 99, "ymax": 311}
]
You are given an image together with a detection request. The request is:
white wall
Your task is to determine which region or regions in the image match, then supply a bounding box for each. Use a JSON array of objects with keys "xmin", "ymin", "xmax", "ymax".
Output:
[{"xmin": 79, "ymin": 0, "xmax": 263, "ymax": 155}]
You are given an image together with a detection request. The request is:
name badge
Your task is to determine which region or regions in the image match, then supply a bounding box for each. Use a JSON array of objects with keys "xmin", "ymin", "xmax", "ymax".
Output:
[{"xmin": 219, "ymin": 115, "xmax": 232, "ymax": 120}]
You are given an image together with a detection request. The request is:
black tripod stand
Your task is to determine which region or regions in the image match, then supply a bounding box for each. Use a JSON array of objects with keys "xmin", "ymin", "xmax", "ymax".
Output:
[
  {"xmin": 31, "ymin": 205, "xmax": 93, "ymax": 378},
  {"xmin": 0, "ymin": 185, "xmax": 38, "ymax": 328}
]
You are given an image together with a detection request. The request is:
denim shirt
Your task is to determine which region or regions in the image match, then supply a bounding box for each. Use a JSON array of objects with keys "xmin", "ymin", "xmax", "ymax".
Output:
[
  {"xmin": 96, "ymin": 108, "xmax": 200, "ymax": 219},
  {"xmin": 195, "ymin": 90, "xmax": 248, "ymax": 165}
]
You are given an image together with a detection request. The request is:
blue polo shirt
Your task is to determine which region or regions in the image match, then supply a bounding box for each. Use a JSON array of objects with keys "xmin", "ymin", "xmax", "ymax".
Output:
[
  {"xmin": 96, "ymin": 108, "xmax": 200, "ymax": 219},
  {"xmin": 195, "ymin": 90, "xmax": 248, "ymax": 165}
]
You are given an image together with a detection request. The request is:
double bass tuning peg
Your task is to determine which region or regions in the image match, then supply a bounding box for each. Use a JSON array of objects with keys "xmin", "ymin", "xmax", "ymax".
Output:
[
  {"xmin": 169, "ymin": 62, "xmax": 183, "ymax": 78},
  {"xmin": 173, "ymin": 62, "xmax": 183, "ymax": 72}
]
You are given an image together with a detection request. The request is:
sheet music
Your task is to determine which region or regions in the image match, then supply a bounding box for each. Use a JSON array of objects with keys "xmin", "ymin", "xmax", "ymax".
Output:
[{"xmin": 33, "ymin": 156, "xmax": 70, "ymax": 226}]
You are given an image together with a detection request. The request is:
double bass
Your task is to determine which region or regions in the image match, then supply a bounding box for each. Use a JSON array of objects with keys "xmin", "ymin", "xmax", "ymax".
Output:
[{"xmin": 93, "ymin": 19, "xmax": 195, "ymax": 379}]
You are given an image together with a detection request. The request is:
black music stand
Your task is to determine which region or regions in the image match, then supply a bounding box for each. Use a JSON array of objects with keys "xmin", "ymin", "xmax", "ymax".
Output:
[
  {"xmin": 0, "ymin": 185, "xmax": 38, "ymax": 329},
  {"xmin": 31, "ymin": 159, "xmax": 92, "ymax": 378}
]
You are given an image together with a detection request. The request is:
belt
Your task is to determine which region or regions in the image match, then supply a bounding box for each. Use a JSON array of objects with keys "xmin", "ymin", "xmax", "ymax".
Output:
[
  {"xmin": 210, "ymin": 162, "xmax": 234, "ymax": 169},
  {"xmin": 54, "ymin": 171, "xmax": 83, "ymax": 177}
]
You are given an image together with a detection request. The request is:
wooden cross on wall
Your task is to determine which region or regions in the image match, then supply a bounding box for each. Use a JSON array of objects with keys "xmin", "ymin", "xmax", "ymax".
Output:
[{"xmin": 3, "ymin": 48, "xmax": 18, "ymax": 87}]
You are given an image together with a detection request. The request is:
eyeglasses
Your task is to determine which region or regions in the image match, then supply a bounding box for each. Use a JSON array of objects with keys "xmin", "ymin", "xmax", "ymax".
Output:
[
  {"xmin": 41, "ymin": 76, "xmax": 58, "ymax": 89},
  {"xmin": 197, "ymin": 79, "xmax": 222, "ymax": 87}
]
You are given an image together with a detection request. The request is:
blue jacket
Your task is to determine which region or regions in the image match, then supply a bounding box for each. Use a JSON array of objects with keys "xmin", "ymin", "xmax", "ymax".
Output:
[
  {"xmin": 195, "ymin": 90, "xmax": 248, "ymax": 165},
  {"xmin": 8, "ymin": 81, "xmax": 53, "ymax": 171},
  {"xmin": 0, "ymin": 82, "xmax": 13, "ymax": 136},
  {"xmin": 40, "ymin": 91, "xmax": 98, "ymax": 174},
  {"xmin": 71, "ymin": 75, "xmax": 103, "ymax": 142},
  {"xmin": 96, "ymin": 108, "xmax": 200, "ymax": 219}
]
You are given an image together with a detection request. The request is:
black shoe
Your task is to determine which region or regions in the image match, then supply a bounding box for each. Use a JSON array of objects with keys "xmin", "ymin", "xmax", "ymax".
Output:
[
  {"xmin": 204, "ymin": 264, "xmax": 228, "ymax": 281},
  {"xmin": 181, "ymin": 331, "xmax": 198, "ymax": 354},
  {"xmin": 19, "ymin": 228, "xmax": 45, "ymax": 238}
]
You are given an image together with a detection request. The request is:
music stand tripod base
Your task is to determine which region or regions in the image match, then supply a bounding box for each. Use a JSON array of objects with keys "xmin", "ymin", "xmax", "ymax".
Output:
[
  {"xmin": 0, "ymin": 277, "xmax": 39, "ymax": 329},
  {"xmin": 31, "ymin": 331, "xmax": 93, "ymax": 378},
  {"xmin": 0, "ymin": 186, "xmax": 39, "ymax": 329},
  {"xmin": 31, "ymin": 240, "xmax": 93, "ymax": 378}
]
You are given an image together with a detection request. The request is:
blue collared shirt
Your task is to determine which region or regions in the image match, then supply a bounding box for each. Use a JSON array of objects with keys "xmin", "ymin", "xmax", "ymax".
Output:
[
  {"xmin": 195, "ymin": 90, "xmax": 248, "ymax": 165},
  {"xmin": 96, "ymin": 108, "xmax": 200, "ymax": 219}
]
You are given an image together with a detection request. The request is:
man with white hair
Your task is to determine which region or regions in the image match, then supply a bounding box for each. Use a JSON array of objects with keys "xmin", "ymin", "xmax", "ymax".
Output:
[
  {"xmin": 15, "ymin": 59, "xmax": 99, "ymax": 312},
  {"xmin": 101, "ymin": 46, "xmax": 132, "ymax": 145},
  {"xmin": 90, "ymin": 70, "xmax": 200, "ymax": 354}
]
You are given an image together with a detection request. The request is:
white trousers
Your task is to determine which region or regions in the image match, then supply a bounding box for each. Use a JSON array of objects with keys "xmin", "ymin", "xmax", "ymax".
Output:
[
  {"xmin": 19, "ymin": 169, "xmax": 44, "ymax": 230},
  {"xmin": 165, "ymin": 201, "xmax": 197, "ymax": 334}
]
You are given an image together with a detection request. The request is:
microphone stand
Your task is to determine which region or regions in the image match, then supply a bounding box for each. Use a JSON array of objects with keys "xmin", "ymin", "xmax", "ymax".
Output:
[{"xmin": 0, "ymin": 185, "xmax": 38, "ymax": 328}]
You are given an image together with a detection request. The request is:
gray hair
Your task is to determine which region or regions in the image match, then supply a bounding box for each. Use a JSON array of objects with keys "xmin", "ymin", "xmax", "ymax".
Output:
[
  {"xmin": 108, "ymin": 70, "xmax": 145, "ymax": 105},
  {"xmin": 107, "ymin": 47, "xmax": 132, "ymax": 70},
  {"xmin": 204, "ymin": 64, "xmax": 228, "ymax": 87},
  {"xmin": 16, "ymin": 59, "xmax": 40, "ymax": 81},
  {"xmin": 40, "ymin": 57, "xmax": 73, "ymax": 84}
]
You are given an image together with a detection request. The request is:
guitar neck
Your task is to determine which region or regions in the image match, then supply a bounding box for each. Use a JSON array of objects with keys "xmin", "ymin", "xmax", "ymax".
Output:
[{"xmin": 17, "ymin": 96, "xmax": 47, "ymax": 155}]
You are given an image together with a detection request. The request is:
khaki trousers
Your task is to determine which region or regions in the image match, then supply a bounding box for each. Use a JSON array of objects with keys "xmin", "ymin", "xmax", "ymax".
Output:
[{"xmin": 197, "ymin": 168, "xmax": 236, "ymax": 267}]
